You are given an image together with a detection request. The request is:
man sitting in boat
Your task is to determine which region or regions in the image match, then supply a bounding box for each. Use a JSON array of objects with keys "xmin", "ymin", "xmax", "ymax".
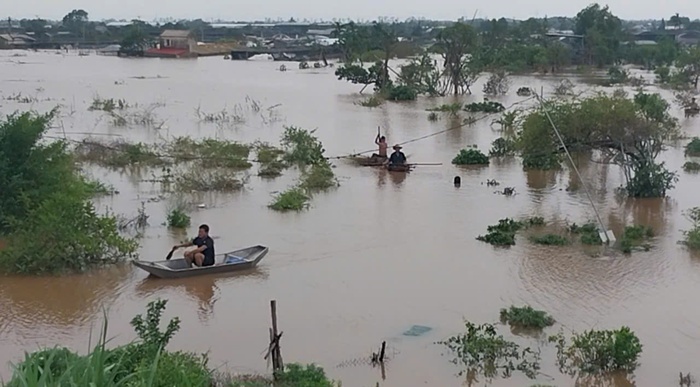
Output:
[
  {"xmin": 372, "ymin": 134, "xmax": 388, "ymax": 160},
  {"xmin": 172, "ymin": 224, "xmax": 216, "ymax": 267},
  {"xmin": 387, "ymin": 144, "xmax": 407, "ymax": 166}
]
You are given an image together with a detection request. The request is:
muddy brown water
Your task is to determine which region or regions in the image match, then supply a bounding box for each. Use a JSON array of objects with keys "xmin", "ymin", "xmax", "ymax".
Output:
[{"xmin": 1, "ymin": 51, "xmax": 700, "ymax": 386}]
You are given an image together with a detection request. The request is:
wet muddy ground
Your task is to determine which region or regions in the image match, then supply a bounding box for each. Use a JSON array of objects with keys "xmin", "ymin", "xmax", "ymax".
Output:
[{"xmin": 1, "ymin": 50, "xmax": 700, "ymax": 386}]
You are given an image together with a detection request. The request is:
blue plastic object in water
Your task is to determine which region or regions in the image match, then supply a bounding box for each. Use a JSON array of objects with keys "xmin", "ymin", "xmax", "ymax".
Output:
[{"xmin": 403, "ymin": 325, "xmax": 432, "ymax": 336}]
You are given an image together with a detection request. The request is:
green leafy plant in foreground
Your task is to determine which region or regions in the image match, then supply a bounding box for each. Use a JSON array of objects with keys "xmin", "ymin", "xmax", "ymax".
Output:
[
  {"xmin": 500, "ymin": 306, "xmax": 555, "ymax": 330},
  {"xmin": 550, "ymin": 327, "xmax": 642, "ymax": 375},
  {"xmin": 439, "ymin": 322, "xmax": 540, "ymax": 379},
  {"xmin": 452, "ymin": 148, "xmax": 490, "ymax": 166}
]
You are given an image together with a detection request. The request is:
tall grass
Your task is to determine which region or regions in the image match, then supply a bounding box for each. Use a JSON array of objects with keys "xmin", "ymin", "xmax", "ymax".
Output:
[{"xmin": 6, "ymin": 299, "xmax": 340, "ymax": 387}]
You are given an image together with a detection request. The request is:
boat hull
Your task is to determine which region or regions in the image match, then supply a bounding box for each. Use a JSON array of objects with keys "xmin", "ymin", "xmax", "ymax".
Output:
[
  {"xmin": 386, "ymin": 164, "xmax": 412, "ymax": 172},
  {"xmin": 132, "ymin": 245, "xmax": 268, "ymax": 279},
  {"xmin": 352, "ymin": 156, "xmax": 387, "ymax": 166}
]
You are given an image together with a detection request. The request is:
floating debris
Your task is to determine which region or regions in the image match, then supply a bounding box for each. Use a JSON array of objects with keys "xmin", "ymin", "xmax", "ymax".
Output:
[{"xmin": 403, "ymin": 325, "xmax": 432, "ymax": 337}]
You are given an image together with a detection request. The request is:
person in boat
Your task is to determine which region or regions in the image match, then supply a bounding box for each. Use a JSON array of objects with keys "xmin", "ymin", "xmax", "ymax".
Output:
[
  {"xmin": 372, "ymin": 134, "xmax": 388, "ymax": 160},
  {"xmin": 172, "ymin": 224, "xmax": 215, "ymax": 267},
  {"xmin": 387, "ymin": 144, "xmax": 407, "ymax": 166}
]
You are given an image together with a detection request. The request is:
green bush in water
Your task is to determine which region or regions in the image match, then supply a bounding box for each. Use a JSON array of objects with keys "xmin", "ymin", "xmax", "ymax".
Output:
[
  {"xmin": 500, "ymin": 305, "xmax": 555, "ymax": 329},
  {"xmin": 550, "ymin": 327, "xmax": 643, "ymax": 374},
  {"xmin": 452, "ymin": 148, "xmax": 489, "ymax": 165},
  {"xmin": 269, "ymin": 187, "xmax": 311, "ymax": 212},
  {"xmin": 685, "ymin": 137, "xmax": 700, "ymax": 156},
  {"xmin": 0, "ymin": 111, "xmax": 137, "ymax": 274},
  {"xmin": 619, "ymin": 225, "xmax": 653, "ymax": 253},
  {"xmin": 683, "ymin": 161, "xmax": 700, "ymax": 172},
  {"xmin": 476, "ymin": 218, "xmax": 524, "ymax": 246},
  {"xmin": 568, "ymin": 222, "xmax": 602, "ymax": 245},
  {"xmin": 167, "ymin": 208, "xmax": 191, "ymax": 229}
]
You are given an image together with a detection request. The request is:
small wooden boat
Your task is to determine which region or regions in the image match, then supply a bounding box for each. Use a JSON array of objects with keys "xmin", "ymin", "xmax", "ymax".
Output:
[
  {"xmin": 352, "ymin": 155, "xmax": 387, "ymax": 166},
  {"xmin": 386, "ymin": 164, "xmax": 413, "ymax": 172},
  {"xmin": 132, "ymin": 245, "xmax": 268, "ymax": 279}
]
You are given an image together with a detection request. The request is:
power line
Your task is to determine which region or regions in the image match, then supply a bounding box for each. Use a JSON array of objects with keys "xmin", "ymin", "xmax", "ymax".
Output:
[{"xmin": 325, "ymin": 96, "xmax": 536, "ymax": 160}]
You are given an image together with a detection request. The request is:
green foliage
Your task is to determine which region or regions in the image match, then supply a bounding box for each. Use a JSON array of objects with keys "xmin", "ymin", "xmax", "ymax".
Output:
[
  {"xmin": 168, "ymin": 137, "xmax": 251, "ymax": 169},
  {"xmin": 356, "ymin": 95, "xmax": 384, "ymax": 107},
  {"xmin": 427, "ymin": 103, "xmax": 463, "ymax": 115},
  {"xmin": 275, "ymin": 364, "xmax": 338, "ymax": 387},
  {"xmin": 550, "ymin": 327, "xmax": 642, "ymax": 375},
  {"xmin": 683, "ymin": 161, "xmax": 700, "ymax": 172},
  {"xmin": 271, "ymin": 127, "xmax": 336, "ymax": 211},
  {"xmin": 606, "ymin": 66, "xmax": 628, "ymax": 85},
  {"xmin": 300, "ymin": 161, "xmax": 338, "ymax": 192},
  {"xmin": 619, "ymin": 225, "xmax": 653, "ymax": 253},
  {"xmin": 568, "ymin": 222, "xmax": 602, "ymax": 245},
  {"xmin": 439, "ymin": 322, "xmax": 540, "ymax": 379},
  {"xmin": 385, "ymin": 85, "xmax": 418, "ymax": 101},
  {"xmin": 166, "ymin": 208, "xmax": 191, "ymax": 229},
  {"xmin": 477, "ymin": 218, "xmax": 525, "ymax": 246},
  {"xmin": 281, "ymin": 126, "xmax": 326, "ymax": 166},
  {"xmin": 530, "ymin": 234, "xmax": 570, "ymax": 246},
  {"xmin": 269, "ymin": 187, "xmax": 311, "ymax": 212},
  {"xmin": 452, "ymin": 148, "xmax": 490, "ymax": 165},
  {"xmin": 74, "ymin": 140, "xmax": 165, "ymax": 168},
  {"xmin": 499, "ymin": 306, "xmax": 555, "ymax": 329},
  {"xmin": 517, "ymin": 92, "xmax": 679, "ymax": 197},
  {"xmin": 174, "ymin": 168, "xmax": 245, "ymax": 192},
  {"xmin": 464, "ymin": 100, "xmax": 505, "ymax": 113},
  {"xmin": 685, "ymin": 138, "xmax": 700, "ymax": 156},
  {"xmin": 574, "ymin": 4, "xmax": 624, "ymax": 66},
  {"xmin": 0, "ymin": 181, "xmax": 138, "ymax": 274},
  {"xmin": 489, "ymin": 137, "xmax": 516, "ymax": 157},
  {"xmin": 255, "ymin": 143, "xmax": 287, "ymax": 178},
  {"xmin": 483, "ymin": 71, "xmax": 511, "ymax": 95},
  {"xmin": 682, "ymin": 207, "xmax": 700, "ymax": 250},
  {"xmin": 6, "ymin": 299, "xmax": 213, "ymax": 387},
  {"xmin": 89, "ymin": 97, "xmax": 129, "ymax": 112}
]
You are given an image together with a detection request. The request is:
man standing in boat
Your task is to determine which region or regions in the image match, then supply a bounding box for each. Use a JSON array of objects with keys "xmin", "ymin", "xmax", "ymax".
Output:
[
  {"xmin": 173, "ymin": 224, "xmax": 216, "ymax": 267},
  {"xmin": 387, "ymin": 144, "xmax": 407, "ymax": 166},
  {"xmin": 372, "ymin": 130, "xmax": 388, "ymax": 160}
]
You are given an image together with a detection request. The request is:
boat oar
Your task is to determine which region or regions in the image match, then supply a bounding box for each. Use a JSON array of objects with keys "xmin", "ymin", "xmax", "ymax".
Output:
[
  {"xmin": 165, "ymin": 247, "xmax": 176, "ymax": 260},
  {"xmin": 407, "ymin": 163, "xmax": 442, "ymax": 166}
]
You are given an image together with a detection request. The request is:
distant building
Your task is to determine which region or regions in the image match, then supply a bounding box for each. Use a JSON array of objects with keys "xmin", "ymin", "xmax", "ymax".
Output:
[
  {"xmin": 677, "ymin": 30, "xmax": 700, "ymax": 45},
  {"xmin": 145, "ymin": 29, "xmax": 196, "ymax": 58},
  {"xmin": 0, "ymin": 33, "xmax": 36, "ymax": 49}
]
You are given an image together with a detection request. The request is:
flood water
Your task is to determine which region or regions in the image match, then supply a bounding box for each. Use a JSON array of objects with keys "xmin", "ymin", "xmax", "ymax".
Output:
[{"xmin": 1, "ymin": 50, "xmax": 700, "ymax": 386}]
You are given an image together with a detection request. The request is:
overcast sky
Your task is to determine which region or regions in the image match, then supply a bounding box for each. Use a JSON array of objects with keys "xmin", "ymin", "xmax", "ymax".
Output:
[{"xmin": 4, "ymin": 0, "xmax": 697, "ymax": 22}]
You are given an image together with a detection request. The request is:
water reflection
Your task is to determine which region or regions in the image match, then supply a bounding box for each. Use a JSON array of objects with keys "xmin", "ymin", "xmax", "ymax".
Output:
[
  {"xmin": 134, "ymin": 268, "xmax": 268, "ymax": 321},
  {"xmin": 0, "ymin": 264, "xmax": 131, "ymax": 328}
]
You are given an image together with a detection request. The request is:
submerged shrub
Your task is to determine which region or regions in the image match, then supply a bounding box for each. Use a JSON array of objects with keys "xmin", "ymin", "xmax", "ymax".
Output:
[
  {"xmin": 477, "ymin": 218, "xmax": 525, "ymax": 246},
  {"xmin": 500, "ymin": 306, "xmax": 555, "ymax": 329},
  {"xmin": 269, "ymin": 187, "xmax": 311, "ymax": 212},
  {"xmin": 683, "ymin": 161, "xmax": 700, "ymax": 172},
  {"xmin": 568, "ymin": 222, "xmax": 602, "ymax": 245},
  {"xmin": 682, "ymin": 207, "xmax": 700, "ymax": 250},
  {"xmin": 619, "ymin": 225, "xmax": 653, "ymax": 253},
  {"xmin": 438, "ymin": 322, "xmax": 540, "ymax": 379},
  {"xmin": 300, "ymin": 162, "xmax": 338, "ymax": 191},
  {"xmin": 452, "ymin": 148, "xmax": 490, "ymax": 165},
  {"xmin": 550, "ymin": 327, "xmax": 642, "ymax": 375},
  {"xmin": 489, "ymin": 137, "xmax": 516, "ymax": 157},
  {"xmin": 685, "ymin": 137, "xmax": 700, "ymax": 156}
]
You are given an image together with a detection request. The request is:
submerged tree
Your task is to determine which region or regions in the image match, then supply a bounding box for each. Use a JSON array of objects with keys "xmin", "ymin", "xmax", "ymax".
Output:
[
  {"xmin": 518, "ymin": 92, "xmax": 679, "ymax": 197},
  {"xmin": 574, "ymin": 4, "xmax": 624, "ymax": 66},
  {"xmin": 434, "ymin": 22, "xmax": 481, "ymax": 94},
  {"xmin": 334, "ymin": 22, "xmax": 398, "ymax": 92}
]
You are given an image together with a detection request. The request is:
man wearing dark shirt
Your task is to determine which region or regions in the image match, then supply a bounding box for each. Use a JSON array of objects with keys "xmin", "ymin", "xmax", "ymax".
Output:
[
  {"xmin": 387, "ymin": 144, "xmax": 407, "ymax": 166},
  {"xmin": 173, "ymin": 224, "xmax": 215, "ymax": 267}
]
